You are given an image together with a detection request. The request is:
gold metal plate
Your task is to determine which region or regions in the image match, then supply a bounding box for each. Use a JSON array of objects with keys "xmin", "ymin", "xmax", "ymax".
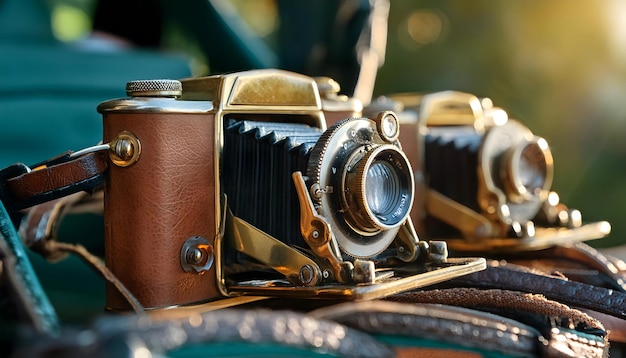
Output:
[
  {"xmin": 147, "ymin": 296, "xmax": 270, "ymax": 320},
  {"xmin": 446, "ymin": 221, "xmax": 611, "ymax": 253},
  {"xmin": 225, "ymin": 257, "xmax": 486, "ymax": 300}
]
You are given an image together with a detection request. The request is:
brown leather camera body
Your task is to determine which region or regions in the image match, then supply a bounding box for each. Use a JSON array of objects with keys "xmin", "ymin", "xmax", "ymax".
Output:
[{"xmin": 99, "ymin": 89, "xmax": 218, "ymax": 310}]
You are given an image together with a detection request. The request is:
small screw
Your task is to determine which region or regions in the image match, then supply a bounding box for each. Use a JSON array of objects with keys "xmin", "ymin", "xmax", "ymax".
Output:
[
  {"xmin": 180, "ymin": 236, "xmax": 214, "ymax": 274},
  {"xmin": 299, "ymin": 265, "xmax": 315, "ymax": 285},
  {"xmin": 186, "ymin": 248, "xmax": 204, "ymax": 265},
  {"xmin": 323, "ymin": 270, "xmax": 330, "ymax": 279},
  {"xmin": 109, "ymin": 131, "xmax": 141, "ymax": 167}
]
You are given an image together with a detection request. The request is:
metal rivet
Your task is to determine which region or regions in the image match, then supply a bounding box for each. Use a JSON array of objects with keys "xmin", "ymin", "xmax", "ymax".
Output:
[
  {"xmin": 109, "ymin": 131, "xmax": 141, "ymax": 167},
  {"xmin": 180, "ymin": 236, "xmax": 214, "ymax": 274},
  {"xmin": 186, "ymin": 248, "xmax": 204, "ymax": 265},
  {"xmin": 299, "ymin": 265, "xmax": 315, "ymax": 285}
]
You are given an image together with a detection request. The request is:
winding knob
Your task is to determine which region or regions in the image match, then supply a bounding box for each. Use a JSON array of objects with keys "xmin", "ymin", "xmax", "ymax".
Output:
[{"xmin": 126, "ymin": 79, "xmax": 182, "ymax": 97}]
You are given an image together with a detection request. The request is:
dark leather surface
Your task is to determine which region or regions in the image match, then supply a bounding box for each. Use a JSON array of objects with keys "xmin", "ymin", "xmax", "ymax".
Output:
[
  {"xmin": 311, "ymin": 300, "xmax": 540, "ymax": 357},
  {"xmin": 503, "ymin": 242, "xmax": 626, "ymax": 292},
  {"xmin": 386, "ymin": 288, "xmax": 609, "ymax": 357},
  {"xmin": 447, "ymin": 265, "xmax": 626, "ymax": 319}
]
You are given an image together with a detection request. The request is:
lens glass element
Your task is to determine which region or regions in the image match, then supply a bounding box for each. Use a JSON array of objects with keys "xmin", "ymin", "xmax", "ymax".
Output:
[
  {"xmin": 366, "ymin": 161, "xmax": 401, "ymax": 219},
  {"xmin": 517, "ymin": 143, "xmax": 547, "ymax": 196}
]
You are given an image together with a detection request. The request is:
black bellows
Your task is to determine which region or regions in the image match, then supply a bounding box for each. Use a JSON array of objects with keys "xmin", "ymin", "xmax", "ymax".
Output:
[
  {"xmin": 424, "ymin": 127, "xmax": 482, "ymax": 236},
  {"xmin": 222, "ymin": 118, "xmax": 323, "ymax": 248}
]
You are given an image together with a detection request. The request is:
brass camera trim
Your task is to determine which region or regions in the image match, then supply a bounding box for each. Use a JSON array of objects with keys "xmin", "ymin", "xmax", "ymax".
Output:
[
  {"xmin": 204, "ymin": 72, "xmax": 485, "ymax": 297},
  {"xmin": 342, "ymin": 144, "xmax": 413, "ymax": 234},
  {"xmin": 108, "ymin": 131, "xmax": 141, "ymax": 167}
]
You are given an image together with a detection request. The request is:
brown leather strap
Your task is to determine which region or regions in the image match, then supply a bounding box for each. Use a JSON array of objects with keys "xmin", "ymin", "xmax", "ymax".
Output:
[
  {"xmin": 315, "ymin": 297, "xmax": 608, "ymax": 358},
  {"xmin": 551, "ymin": 242, "xmax": 626, "ymax": 290},
  {"xmin": 311, "ymin": 300, "xmax": 541, "ymax": 357},
  {"xmin": 0, "ymin": 151, "xmax": 108, "ymax": 211},
  {"xmin": 387, "ymin": 288, "xmax": 609, "ymax": 357},
  {"xmin": 387, "ymin": 288, "xmax": 604, "ymax": 332},
  {"xmin": 492, "ymin": 242, "xmax": 626, "ymax": 292},
  {"xmin": 446, "ymin": 264, "xmax": 626, "ymax": 319}
]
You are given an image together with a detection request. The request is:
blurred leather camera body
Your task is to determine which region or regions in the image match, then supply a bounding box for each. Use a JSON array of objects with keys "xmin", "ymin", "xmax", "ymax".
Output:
[
  {"xmin": 365, "ymin": 91, "xmax": 610, "ymax": 252},
  {"xmin": 98, "ymin": 71, "xmax": 484, "ymax": 311}
]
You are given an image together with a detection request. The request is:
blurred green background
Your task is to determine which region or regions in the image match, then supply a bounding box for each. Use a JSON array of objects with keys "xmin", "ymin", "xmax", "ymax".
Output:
[{"xmin": 4, "ymin": 0, "xmax": 626, "ymax": 247}]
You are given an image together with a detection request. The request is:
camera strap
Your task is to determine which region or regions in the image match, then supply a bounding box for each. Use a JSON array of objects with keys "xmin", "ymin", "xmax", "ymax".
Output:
[
  {"xmin": 0, "ymin": 150, "xmax": 108, "ymax": 216},
  {"xmin": 382, "ymin": 288, "xmax": 608, "ymax": 357},
  {"xmin": 447, "ymin": 263, "xmax": 626, "ymax": 319}
]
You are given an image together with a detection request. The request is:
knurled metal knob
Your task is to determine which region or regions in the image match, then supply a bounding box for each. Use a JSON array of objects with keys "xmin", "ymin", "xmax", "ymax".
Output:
[{"xmin": 126, "ymin": 79, "xmax": 182, "ymax": 97}]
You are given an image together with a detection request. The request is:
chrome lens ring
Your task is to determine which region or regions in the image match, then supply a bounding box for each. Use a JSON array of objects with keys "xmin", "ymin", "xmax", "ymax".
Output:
[
  {"xmin": 343, "ymin": 144, "xmax": 414, "ymax": 233},
  {"xmin": 503, "ymin": 136, "xmax": 553, "ymax": 203},
  {"xmin": 479, "ymin": 120, "xmax": 555, "ymax": 224}
]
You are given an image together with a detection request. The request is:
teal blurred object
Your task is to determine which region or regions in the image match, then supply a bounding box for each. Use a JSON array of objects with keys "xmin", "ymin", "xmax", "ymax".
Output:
[
  {"xmin": 0, "ymin": 0, "xmax": 191, "ymax": 323},
  {"xmin": 0, "ymin": 0, "xmax": 192, "ymax": 168},
  {"xmin": 0, "ymin": 198, "xmax": 59, "ymax": 335}
]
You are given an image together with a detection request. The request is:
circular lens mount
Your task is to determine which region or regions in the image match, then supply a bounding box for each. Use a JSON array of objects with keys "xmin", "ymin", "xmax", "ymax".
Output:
[
  {"xmin": 503, "ymin": 137, "xmax": 553, "ymax": 203},
  {"xmin": 478, "ymin": 120, "xmax": 554, "ymax": 224},
  {"xmin": 307, "ymin": 117, "xmax": 414, "ymax": 258},
  {"xmin": 342, "ymin": 145, "xmax": 413, "ymax": 234}
]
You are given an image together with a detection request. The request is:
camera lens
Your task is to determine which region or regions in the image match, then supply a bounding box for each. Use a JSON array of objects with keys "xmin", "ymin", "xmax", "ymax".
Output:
[
  {"xmin": 307, "ymin": 118, "xmax": 414, "ymax": 258},
  {"xmin": 343, "ymin": 145, "xmax": 413, "ymax": 235},
  {"xmin": 518, "ymin": 142, "xmax": 547, "ymax": 194},
  {"xmin": 366, "ymin": 161, "xmax": 401, "ymax": 217},
  {"xmin": 503, "ymin": 137, "xmax": 553, "ymax": 203}
]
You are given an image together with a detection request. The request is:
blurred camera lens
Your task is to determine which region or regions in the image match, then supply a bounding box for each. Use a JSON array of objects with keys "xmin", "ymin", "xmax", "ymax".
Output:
[
  {"xmin": 503, "ymin": 137, "xmax": 552, "ymax": 203},
  {"xmin": 424, "ymin": 120, "xmax": 553, "ymax": 228},
  {"xmin": 519, "ymin": 144, "xmax": 546, "ymax": 193}
]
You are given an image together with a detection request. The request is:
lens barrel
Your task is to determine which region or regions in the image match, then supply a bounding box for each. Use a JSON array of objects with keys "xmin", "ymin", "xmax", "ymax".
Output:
[{"xmin": 343, "ymin": 145, "xmax": 413, "ymax": 234}]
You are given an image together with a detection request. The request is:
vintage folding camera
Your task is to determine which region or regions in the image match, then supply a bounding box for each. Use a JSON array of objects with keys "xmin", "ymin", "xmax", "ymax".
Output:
[
  {"xmin": 365, "ymin": 91, "xmax": 610, "ymax": 252},
  {"xmin": 97, "ymin": 70, "xmax": 484, "ymax": 311}
]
